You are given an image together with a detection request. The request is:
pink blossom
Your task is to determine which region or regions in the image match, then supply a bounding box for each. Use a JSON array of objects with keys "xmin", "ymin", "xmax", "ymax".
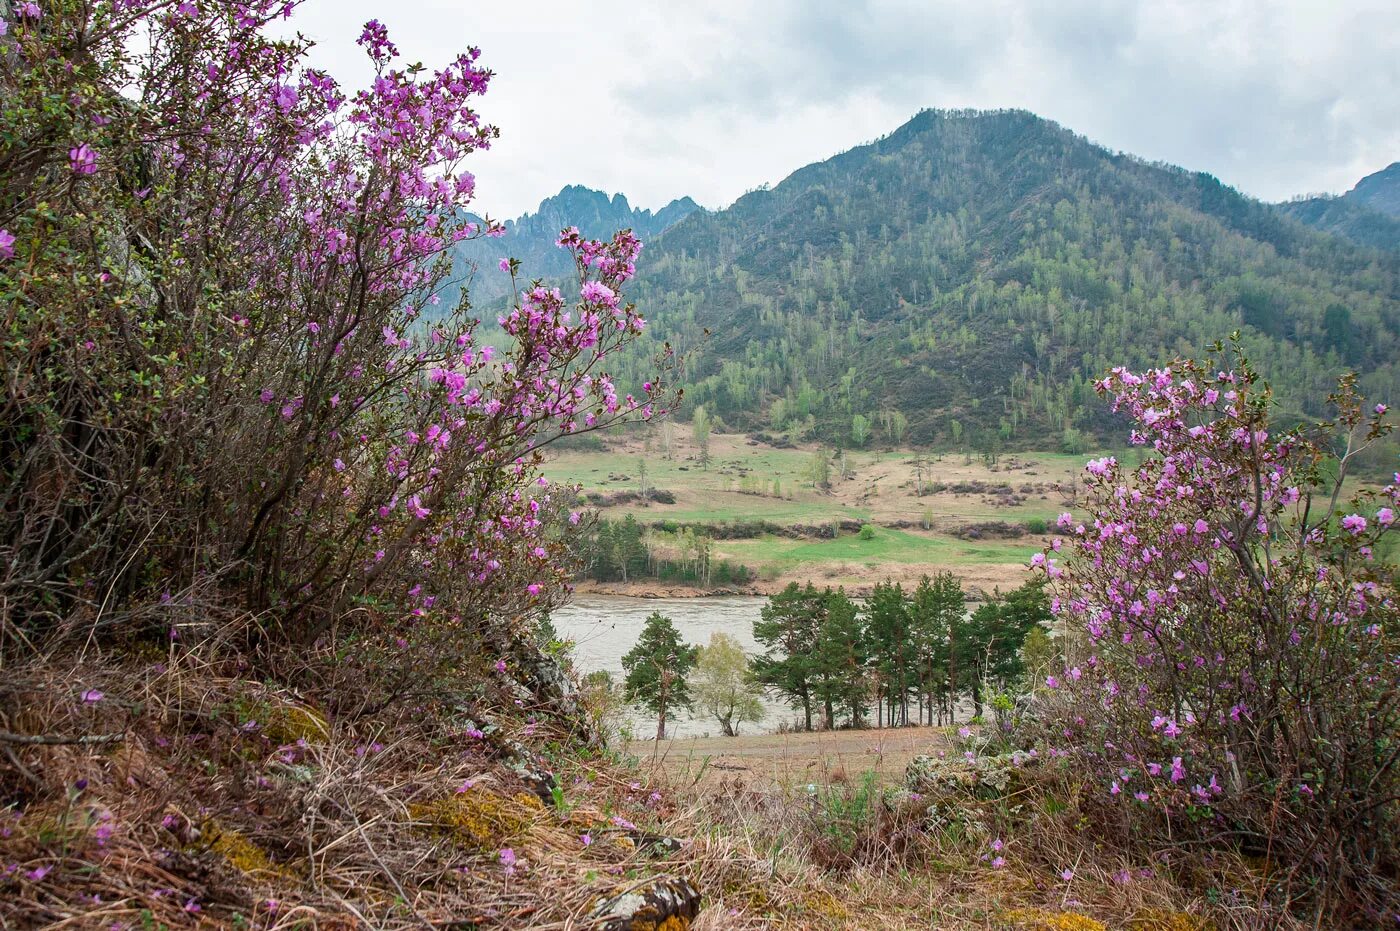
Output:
[
  {"xmin": 1341, "ymin": 514, "xmax": 1367, "ymax": 535},
  {"xmin": 81, "ymin": 689, "xmax": 104, "ymax": 705},
  {"xmin": 0, "ymin": 229, "xmax": 14, "ymax": 259},
  {"xmin": 69, "ymin": 144, "xmax": 98, "ymax": 175}
]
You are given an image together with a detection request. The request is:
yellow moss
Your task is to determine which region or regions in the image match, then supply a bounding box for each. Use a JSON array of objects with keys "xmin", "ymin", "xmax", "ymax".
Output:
[
  {"xmin": 802, "ymin": 889, "xmax": 849, "ymax": 920},
  {"xmin": 409, "ymin": 788, "xmax": 541, "ymax": 850},
  {"xmin": 1004, "ymin": 908, "xmax": 1109, "ymax": 931},
  {"xmin": 721, "ymin": 878, "xmax": 770, "ymax": 911},
  {"xmin": 1128, "ymin": 911, "xmax": 1214, "ymax": 931},
  {"xmin": 202, "ymin": 820, "xmax": 286, "ymax": 877},
  {"xmin": 629, "ymin": 919, "xmax": 690, "ymax": 931},
  {"xmin": 261, "ymin": 702, "xmax": 330, "ymax": 745}
]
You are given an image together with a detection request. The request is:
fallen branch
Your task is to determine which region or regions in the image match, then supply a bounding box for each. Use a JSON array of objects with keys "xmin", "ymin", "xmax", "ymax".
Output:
[{"xmin": 0, "ymin": 729, "xmax": 125, "ymax": 745}]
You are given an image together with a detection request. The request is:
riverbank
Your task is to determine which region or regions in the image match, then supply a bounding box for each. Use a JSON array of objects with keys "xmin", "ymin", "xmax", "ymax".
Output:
[{"xmin": 572, "ymin": 554, "xmax": 1029, "ymax": 599}]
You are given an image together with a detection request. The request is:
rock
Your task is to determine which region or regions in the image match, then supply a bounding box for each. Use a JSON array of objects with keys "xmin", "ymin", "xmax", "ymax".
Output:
[
  {"xmin": 905, "ymin": 750, "xmax": 1038, "ymax": 797},
  {"xmin": 589, "ymin": 875, "xmax": 702, "ymax": 930}
]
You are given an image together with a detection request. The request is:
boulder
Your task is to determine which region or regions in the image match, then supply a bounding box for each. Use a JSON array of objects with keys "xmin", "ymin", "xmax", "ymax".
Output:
[{"xmin": 589, "ymin": 875, "xmax": 702, "ymax": 930}]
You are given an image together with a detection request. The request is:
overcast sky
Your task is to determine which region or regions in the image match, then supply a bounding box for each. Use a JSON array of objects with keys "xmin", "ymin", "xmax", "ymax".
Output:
[{"xmin": 289, "ymin": 0, "xmax": 1400, "ymax": 220}]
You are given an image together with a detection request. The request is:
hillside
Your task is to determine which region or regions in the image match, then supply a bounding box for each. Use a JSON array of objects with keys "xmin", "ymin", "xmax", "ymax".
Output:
[
  {"xmin": 607, "ymin": 110, "xmax": 1400, "ymax": 449},
  {"xmin": 1350, "ymin": 161, "xmax": 1400, "ymax": 216},
  {"xmin": 452, "ymin": 185, "xmax": 700, "ymax": 304},
  {"xmin": 1279, "ymin": 161, "xmax": 1400, "ymax": 249}
]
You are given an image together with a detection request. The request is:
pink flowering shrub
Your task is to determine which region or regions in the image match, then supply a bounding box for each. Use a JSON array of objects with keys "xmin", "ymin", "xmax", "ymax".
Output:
[
  {"xmin": 0, "ymin": 2, "xmax": 670, "ymax": 653},
  {"xmin": 1033, "ymin": 343, "xmax": 1398, "ymax": 919}
]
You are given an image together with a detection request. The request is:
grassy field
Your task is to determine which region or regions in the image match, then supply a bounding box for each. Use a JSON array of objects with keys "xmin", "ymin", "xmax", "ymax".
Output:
[
  {"xmin": 631, "ymin": 724, "xmax": 955, "ymax": 791},
  {"xmin": 545, "ymin": 428, "xmax": 1088, "ymax": 592}
]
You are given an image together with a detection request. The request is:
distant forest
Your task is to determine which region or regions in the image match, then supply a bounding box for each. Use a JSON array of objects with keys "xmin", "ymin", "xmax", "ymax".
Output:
[{"xmin": 577, "ymin": 110, "xmax": 1400, "ymax": 459}]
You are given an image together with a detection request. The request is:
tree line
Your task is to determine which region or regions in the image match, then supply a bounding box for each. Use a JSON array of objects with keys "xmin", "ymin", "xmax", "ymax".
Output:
[
  {"xmin": 576, "ymin": 515, "xmax": 755, "ymax": 587},
  {"xmin": 618, "ymin": 574, "xmax": 1053, "ymax": 737}
]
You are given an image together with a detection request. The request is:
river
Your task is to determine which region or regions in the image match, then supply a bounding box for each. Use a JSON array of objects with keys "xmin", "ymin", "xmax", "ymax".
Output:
[{"xmin": 551, "ymin": 595, "xmax": 797, "ymax": 737}]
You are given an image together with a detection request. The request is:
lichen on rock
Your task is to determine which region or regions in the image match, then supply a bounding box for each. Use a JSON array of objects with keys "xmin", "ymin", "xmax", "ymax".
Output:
[{"xmin": 589, "ymin": 875, "xmax": 702, "ymax": 931}]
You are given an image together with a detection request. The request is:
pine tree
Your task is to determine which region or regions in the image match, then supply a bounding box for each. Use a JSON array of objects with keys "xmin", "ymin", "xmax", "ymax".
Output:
[
  {"xmin": 863, "ymin": 581, "xmax": 916, "ymax": 727},
  {"xmin": 752, "ymin": 582, "xmax": 823, "ymax": 730},
  {"xmin": 811, "ymin": 588, "xmax": 867, "ymax": 728},
  {"xmin": 963, "ymin": 579, "xmax": 1051, "ymax": 717},
  {"xmin": 909, "ymin": 573, "xmax": 963, "ymax": 725},
  {"xmin": 621, "ymin": 612, "xmax": 698, "ymax": 740}
]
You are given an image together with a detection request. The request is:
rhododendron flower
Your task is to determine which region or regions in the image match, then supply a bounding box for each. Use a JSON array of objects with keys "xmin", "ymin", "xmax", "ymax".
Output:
[
  {"xmin": 0, "ymin": 228, "xmax": 14, "ymax": 259},
  {"xmin": 17, "ymin": 2, "xmax": 40, "ymax": 19},
  {"xmin": 81, "ymin": 689, "xmax": 103, "ymax": 705},
  {"xmin": 1085, "ymin": 456, "xmax": 1114, "ymax": 476},
  {"xmin": 69, "ymin": 143, "xmax": 97, "ymax": 175},
  {"xmin": 498, "ymin": 848, "xmax": 517, "ymax": 873},
  {"xmin": 1378, "ymin": 507, "xmax": 1395, "ymax": 526},
  {"xmin": 1341, "ymin": 514, "xmax": 1367, "ymax": 535},
  {"xmin": 990, "ymin": 856, "xmax": 1006, "ymax": 869}
]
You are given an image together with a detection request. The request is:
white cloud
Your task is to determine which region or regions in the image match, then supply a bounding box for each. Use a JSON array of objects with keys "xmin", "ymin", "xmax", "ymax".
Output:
[{"xmin": 289, "ymin": 0, "xmax": 1400, "ymax": 217}]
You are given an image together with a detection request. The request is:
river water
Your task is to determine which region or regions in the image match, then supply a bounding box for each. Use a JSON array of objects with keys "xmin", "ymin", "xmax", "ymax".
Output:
[{"xmin": 551, "ymin": 595, "xmax": 796, "ymax": 737}]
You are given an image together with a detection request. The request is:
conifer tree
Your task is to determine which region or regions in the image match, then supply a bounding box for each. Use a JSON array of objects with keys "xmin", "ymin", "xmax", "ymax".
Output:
[
  {"xmin": 752, "ymin": 582, "xmax": 823, "ymax": 730},
  {"xmin": 863, "ymin": 581, "xmax": 917, "ymax": 726},
  {"xmin": 811, "ymin": 588, "xmax": 867, "ymax": 728},
  {"xmin": 909, "ymin": 572, "xmax": 963, "ymax": 724},
  {"xmin": 622, "ymin": 612, "xmax": 698, "ymax": 740}
]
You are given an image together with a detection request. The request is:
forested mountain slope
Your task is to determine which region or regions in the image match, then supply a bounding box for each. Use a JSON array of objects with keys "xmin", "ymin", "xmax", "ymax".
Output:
[
  {"xmin": 609, "ymin": 110, "xmax": 1400, "ymax": 450},
  {"xmin": 1280, "ymin": 161, "xmax": 1400, "ymax": 251},
  {"xmin": 452, "ymin": 185, "xmax": 700, "ymax": 303}
]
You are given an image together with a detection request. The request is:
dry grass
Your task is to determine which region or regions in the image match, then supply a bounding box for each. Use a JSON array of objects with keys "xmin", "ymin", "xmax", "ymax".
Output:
[{"xmin": 0, "ymin": 646, "xmax": 1310, "ymax": 930}]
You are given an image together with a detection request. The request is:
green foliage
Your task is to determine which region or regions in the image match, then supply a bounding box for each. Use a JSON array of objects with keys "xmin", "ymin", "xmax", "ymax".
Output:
[
  {"xmin": 858, "ymin": 523, "xmax": 876, "ymax": 541},
  {"xmin": 967, "ymin": 579, "xmax": 1053, "ymax": 692},
  {"xmin": 811, "ymin": 771, "xmax": 881, "ymax": 860},
  {"xmin": 691, "ymin": 632, "xmax": 765, "ymax": 736},
  {"xmin": 621, "ymin": 612, "xmax": 698, "ymax": 739}
]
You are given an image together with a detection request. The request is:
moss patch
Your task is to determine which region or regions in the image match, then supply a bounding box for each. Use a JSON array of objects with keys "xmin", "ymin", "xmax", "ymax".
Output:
[
  {"xmin": 409, "ymin": 788, "xmax": 545, "ymax": 850},
  {"xmin": 1128, "ymin": 911, "xmax": 1214, "ymax": 931},
  {"xmin": 201, "ymin": 820, "xmax": 288, "ymax": 877},
  {"xmin": 1003, "ymin": 909, "xmax": 1109, "ymax": 931}
]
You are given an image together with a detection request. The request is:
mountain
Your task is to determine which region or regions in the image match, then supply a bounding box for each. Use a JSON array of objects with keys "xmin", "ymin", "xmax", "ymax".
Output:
[
  {"xmin": 1278, "ymin": 162, "xmax": 1400, "ymax": 250},
  {"xmin": 453, "ymin": 186, "xmax": 701, "ymax": 304},
  {"xmin": 1350, "ymin": 162, "xmax": 1400, "ymax": 216},
  {"xmin": 608, "ymin": 109, "xmax": 1399, "ymax": 451}
]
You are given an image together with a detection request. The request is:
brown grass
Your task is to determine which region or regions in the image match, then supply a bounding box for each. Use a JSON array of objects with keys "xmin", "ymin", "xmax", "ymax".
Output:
[{"xmin": 0, "ymin": 646, "xmax": 1308, "ymax": 930}]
